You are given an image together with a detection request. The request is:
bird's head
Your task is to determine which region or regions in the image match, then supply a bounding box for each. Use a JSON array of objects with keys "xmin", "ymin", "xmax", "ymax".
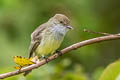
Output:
[{"xmin": 49, "ymin": 14, "xmax": 73, "ymax": 30}]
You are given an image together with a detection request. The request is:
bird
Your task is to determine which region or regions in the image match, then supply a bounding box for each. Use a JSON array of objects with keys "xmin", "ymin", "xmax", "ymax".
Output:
[{"xmin": 24, "ymin": 14, "xmax": 73, "ymax": 76}]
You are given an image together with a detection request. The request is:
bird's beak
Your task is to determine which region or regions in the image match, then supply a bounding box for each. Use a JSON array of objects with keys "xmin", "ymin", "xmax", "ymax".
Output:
[{"xmin": 66, "ymin": 26, "xmax": 73, "ymax": 29}]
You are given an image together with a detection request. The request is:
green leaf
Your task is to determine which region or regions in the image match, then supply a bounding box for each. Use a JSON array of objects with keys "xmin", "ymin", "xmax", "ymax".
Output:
[{"xmin": 99, "ymin": 60, "xmax": 120, "ymax": 80}]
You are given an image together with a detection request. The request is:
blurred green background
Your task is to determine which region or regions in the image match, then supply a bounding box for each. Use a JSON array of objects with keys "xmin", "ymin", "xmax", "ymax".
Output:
[{"xmin": 0, "ymin": 0, "xmax": 120, "ymax": 80}]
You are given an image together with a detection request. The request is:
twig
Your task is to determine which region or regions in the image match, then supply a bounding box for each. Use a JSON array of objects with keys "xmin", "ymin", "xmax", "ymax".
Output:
[
  {"xmin": 83, "ymin": 29, "xmax": 112, "ymax": 36},
  {"xmin": 0, "ymin": 34, "xmax": 120, "ymax": 79},
  {"xmin": 84, "ymin": 29, "xmax": 120, "ymax": 36}
]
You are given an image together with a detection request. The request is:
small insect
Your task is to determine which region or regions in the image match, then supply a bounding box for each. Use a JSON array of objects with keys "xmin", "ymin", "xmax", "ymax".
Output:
[{"xmin": 13, "ymin": 56, "xmax": 35, "ymax": 70}]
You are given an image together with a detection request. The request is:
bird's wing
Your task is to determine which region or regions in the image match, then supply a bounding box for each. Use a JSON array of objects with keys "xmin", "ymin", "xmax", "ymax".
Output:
[
  {"xmin": 29, "ymin": 41, "xmax": 40, "ymax": 58},
  {"xmin": 29, "ymin": 23, "xmax": 48, "ymax": 58}
]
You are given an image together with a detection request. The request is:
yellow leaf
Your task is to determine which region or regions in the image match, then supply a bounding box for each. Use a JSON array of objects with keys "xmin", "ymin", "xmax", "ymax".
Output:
[
  {"xmin": 29, "ymin": 57, "xmax": 33, "ymax": 61},
  {"xmin": 13, "ymin": 56, "xmax": 35, "ymax": 67},
  {"xmin": 14, "ymin": 66, "xmax": 21, "ymax": 70}
]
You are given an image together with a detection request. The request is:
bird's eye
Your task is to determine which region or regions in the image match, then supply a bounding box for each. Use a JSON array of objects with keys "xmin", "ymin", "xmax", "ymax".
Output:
[{"xmin": 60, "ymin": 21, "xmax": 63, "ymax": 24}]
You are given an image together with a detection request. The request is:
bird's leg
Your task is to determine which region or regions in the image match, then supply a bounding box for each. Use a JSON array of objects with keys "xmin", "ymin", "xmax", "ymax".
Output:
[
  {"xmin": 56, "ymin": 50, "xmax": 62, "ymax": 56},
  {"xmin": 41, "ymin": 55, "xmax": 49, "ymax": 63}
]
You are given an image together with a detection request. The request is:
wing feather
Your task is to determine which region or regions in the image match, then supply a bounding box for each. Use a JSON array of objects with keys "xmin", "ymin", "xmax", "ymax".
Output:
[{"xmin": 29, "ymin": 23, "xmax": 48, "ymax": 58}]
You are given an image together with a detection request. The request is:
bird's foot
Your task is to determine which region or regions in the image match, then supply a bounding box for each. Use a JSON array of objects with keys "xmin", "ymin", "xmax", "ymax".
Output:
[
  {"xmin": 42, "ymin": 56, "xmax": 49, "ymax": 63},
  {"xmin": 56, "ymin": 50, "xmax": 62, "ymax": 56}
]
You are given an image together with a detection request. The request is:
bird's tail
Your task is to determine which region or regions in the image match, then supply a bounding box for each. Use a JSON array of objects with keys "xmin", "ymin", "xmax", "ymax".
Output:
[
  {"xmin": 23, "ymin": 57, "xmax": 34, "ymax": 76},
  {"xmin": 24, "ymin": 56, "xmax": 38, "ymax": 76},
  {"xmin": 24, "ymin": 70, "xmax": 32, "ymax": 76}
]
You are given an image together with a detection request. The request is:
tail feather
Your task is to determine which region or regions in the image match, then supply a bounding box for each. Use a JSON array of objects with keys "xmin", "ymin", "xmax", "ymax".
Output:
[
  {"xmin": 24, "ymin": 70, "xmax": 32, "ymax": 76},
  {"xmin": 24, "ymin": 56, "xmax": 38, "ymax": 76}
]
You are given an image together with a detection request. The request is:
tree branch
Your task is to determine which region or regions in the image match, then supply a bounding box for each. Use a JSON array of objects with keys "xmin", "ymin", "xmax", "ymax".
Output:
[{"xmin": 0, "ymin": 34, "xmax": 120, "ymax": 79}]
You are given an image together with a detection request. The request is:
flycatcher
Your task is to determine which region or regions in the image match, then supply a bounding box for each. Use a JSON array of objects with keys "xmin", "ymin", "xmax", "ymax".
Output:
[{"xmin": 24, "ymin": 14, "xmax": 73, "ymax": 76}]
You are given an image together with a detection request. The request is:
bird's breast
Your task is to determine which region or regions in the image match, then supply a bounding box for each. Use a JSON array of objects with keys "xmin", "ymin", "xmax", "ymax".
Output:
[{"xmin": 35, "ymin": 31, "xmax": 64, "ymax": 56}]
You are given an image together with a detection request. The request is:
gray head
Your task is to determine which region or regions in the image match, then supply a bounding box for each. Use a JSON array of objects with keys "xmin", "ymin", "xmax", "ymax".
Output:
[{"xmin": 49, "ymin": 14, "xmax": 73, "ymax": 30}]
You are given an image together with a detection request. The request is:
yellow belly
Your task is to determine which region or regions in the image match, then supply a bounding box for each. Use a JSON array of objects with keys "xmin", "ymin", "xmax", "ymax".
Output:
[{"xmin": 35, "ymin": 35, "xmax": 63, "ymax": 56}]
